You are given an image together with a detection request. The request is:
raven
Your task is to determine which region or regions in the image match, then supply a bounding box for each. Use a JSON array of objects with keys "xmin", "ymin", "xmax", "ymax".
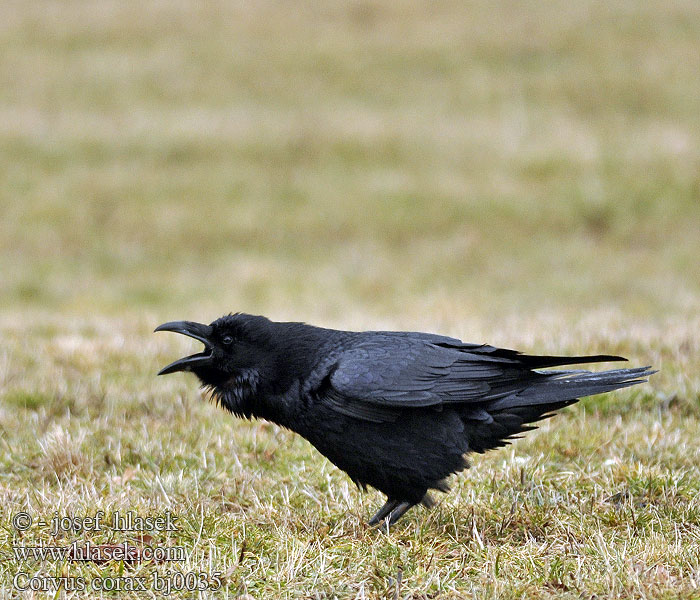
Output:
[{"xmin": 155, "ymin": 313, "xmax": 653, "ymax": 527}]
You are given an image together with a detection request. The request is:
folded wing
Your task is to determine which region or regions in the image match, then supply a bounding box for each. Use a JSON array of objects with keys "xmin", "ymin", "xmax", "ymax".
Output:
[{"xmin": 323, "ymin": 334, "xmax": 651, "ymax": 423}]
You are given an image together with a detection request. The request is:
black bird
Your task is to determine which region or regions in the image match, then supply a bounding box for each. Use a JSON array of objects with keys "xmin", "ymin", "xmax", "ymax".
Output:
[{"xmin": 155, "ymin": 313, "xmax": 653, "ymax": 527}]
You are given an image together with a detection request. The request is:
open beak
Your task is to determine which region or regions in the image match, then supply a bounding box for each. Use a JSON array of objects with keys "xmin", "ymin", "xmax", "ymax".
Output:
[{"xmin": 154, "ymin": 321, "xmax": 214, "ymax": 375}]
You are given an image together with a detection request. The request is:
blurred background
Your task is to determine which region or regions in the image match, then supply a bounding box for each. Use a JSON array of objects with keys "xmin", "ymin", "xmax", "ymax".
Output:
[{"xmin": 1, "ymin": 0, "xmax": 698, "ymax": 381}]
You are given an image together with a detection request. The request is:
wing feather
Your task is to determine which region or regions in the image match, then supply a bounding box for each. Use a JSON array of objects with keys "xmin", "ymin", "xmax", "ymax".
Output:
[{"xmin": 322, "ymin": 334, "xmax": 628, "ymax": 422}]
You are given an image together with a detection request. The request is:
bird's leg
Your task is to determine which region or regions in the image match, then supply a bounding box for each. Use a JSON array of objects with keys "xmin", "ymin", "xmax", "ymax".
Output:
[
  {"xmin": 386, "ymin": 501, "xmax": 414, "ymax": 526},
  {"xmin": 368, "ymin": 499, "xmax": 416, "ymax": 528},
  {"xmin": 368, "ymin": 498, "xmax": 401, "ymax": 526}
]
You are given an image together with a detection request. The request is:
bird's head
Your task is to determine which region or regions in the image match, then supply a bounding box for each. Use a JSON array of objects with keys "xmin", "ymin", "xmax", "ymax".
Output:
[{"xmin": 155, "ymin": 313, "xmax": 276, "ymax": 414}]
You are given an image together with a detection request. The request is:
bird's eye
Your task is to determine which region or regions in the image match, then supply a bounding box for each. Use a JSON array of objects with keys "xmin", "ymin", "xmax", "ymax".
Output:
[{"xmin": 222, "ymin": 335, "xmax": 233, "ymax": 345}]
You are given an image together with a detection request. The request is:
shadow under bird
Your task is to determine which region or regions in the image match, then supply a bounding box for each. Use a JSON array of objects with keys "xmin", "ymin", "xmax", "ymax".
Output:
[{"xmin": 155, "ymin": 313, "xmax": 654, "ymax": 527}]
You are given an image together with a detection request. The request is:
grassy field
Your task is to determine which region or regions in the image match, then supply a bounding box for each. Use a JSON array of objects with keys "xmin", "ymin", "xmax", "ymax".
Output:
[{"xmin": 1, "ymin": 0, "xmax": 699, "ymax": 597}]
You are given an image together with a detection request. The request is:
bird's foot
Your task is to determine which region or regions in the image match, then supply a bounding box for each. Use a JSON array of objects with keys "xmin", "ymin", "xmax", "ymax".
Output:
[{"xmin": 368, "ymin": 499, "xmax": 414, "ymax": 530}]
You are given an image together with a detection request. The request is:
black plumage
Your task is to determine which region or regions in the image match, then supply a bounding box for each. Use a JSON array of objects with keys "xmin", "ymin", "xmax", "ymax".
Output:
[{"xmin": 155, "ymin": 313, "xmax": 654, "ymax": 526}]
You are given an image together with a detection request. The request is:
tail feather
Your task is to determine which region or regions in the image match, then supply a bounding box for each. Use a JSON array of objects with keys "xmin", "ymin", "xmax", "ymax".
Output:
[
  {"xmin": 465, "ymin": 365, "xmax": 655, "ymax": 454},
  {"xmin": 487, "ymin": 366, "xmax": 655, "ymax": 410}
]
